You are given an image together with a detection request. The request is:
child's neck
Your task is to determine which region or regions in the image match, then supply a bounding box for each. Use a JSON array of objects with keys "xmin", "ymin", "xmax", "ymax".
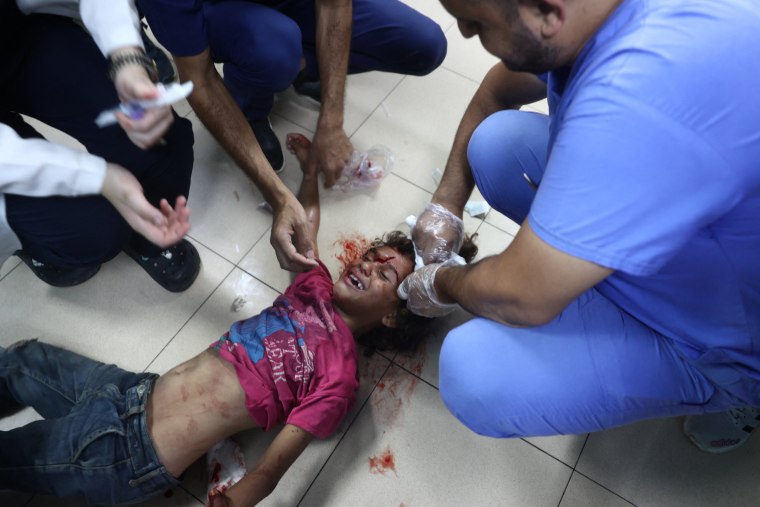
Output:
[{"xmin": 333, "ymin": 303, "xmax": 373, "ymax": 336}]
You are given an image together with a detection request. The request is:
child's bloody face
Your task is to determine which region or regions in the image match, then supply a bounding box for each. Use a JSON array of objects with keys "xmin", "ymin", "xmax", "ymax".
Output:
[{"xmin": 332, "ymin": 245, "xmax": 414, "ymax": 327}]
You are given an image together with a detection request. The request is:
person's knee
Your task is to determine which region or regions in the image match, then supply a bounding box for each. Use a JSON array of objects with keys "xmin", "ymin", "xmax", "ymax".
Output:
[
  {"xmin": 164, "ymin": 115, "xmax": 195, "ymax": 177},
  {"xmin": 469, "ymin": 110, "xmax": 526, "ymax": 177},
  {"xmin": 224, "ymin": 22, "xmax": 302, "ymax": 92},
  {"xmin": 439, "ymin": 327, "xmax": 516, "ymax": 437},
  {"xmin": 439, "ymin": 324, "xmax": 549, "ymax": 438},
  {"xmin": 467, "ymin": 110, "xmax": 545, "ymax": 207},
  {"xmin": 403, "ymin": 22, "xmax": 447, "ymax": 75},
  {"xmin": 6, "ymin": 339, "xmax": 38, "ymax": 352}
]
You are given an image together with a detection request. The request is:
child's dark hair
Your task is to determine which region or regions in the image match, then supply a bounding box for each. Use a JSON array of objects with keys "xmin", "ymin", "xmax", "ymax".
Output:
[{"xmin": 356, "ymin": 230, "xmax": 478, "ymax": 357}]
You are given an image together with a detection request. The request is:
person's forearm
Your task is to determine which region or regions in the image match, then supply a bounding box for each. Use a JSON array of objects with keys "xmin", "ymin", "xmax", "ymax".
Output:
[
  {"xmin": 297, "ymin": 170, "xmax": 320, "ymax": 239},
  {"xmin": 314, "ymin": 0, "xmax": 352, "ymax": 131},
  {"xmin": 223, "ymin": 469, "xmax": 277, "ymax": 507},
  {"xmin": 433, "ymin": 222, "xmax": 611, "ymax": 327},
  {"xmin": 176, "ymin": 52, "xmax": 293, "ymax": 210},
  {"xmin": 434, "ymin": 257, "xmax": 534, "ymax": 327},
  {"xmin": 433, "ymin": 64, "xmax": 547, "ymax": 214}
]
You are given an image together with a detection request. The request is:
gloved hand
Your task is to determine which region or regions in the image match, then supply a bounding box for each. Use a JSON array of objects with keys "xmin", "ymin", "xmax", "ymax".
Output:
[
  {"xmin": 411, "ymin": 203, "xmax": 464, "ymax": 265},
  {"xmin": 397, "ymin": 258, "xmax": 460, "ymax": 318}
]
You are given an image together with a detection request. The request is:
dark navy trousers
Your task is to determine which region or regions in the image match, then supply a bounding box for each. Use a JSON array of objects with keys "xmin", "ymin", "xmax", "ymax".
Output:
[
  {"xmin": 198, "ymin": 0, "xmax": 447, "ymax": 120},
  {"xmin": 1, "ymin": 10, "xmax": 194, "ymax": 267}
]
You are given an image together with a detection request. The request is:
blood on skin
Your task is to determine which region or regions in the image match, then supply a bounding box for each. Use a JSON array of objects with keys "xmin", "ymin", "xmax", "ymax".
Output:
[
  {"xmin": 334, "ymin": 233, "xmax": 371, "ymax": 271},
  {"xmin": 211, "ymin": 462, "xmax": 222, "ymax": 484}
]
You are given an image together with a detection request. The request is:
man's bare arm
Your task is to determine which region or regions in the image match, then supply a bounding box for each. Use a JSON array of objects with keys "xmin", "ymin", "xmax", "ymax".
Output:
[
  {"xmin": 309, "ymin": 0, "xmax": 354, "ymax": 187},
  {"xmin": 174, "ymin": 50, "xmax": 317, "ymax": 271},
  {"xmin": 434, "ymin": 63, "xmax": 547, "ymax": 213},
  {"xmin": 412, "ymin": 64, "xmax": 547, "ymax": 262},
  {"xmin": 434, "ymin": 222, "xmax": 612, "ymax": 327}
]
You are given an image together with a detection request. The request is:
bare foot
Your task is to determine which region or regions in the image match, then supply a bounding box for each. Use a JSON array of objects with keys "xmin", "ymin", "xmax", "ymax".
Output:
[{"xmin": 286, "ymin": 133, "xmax": 312, "ymax": 172}]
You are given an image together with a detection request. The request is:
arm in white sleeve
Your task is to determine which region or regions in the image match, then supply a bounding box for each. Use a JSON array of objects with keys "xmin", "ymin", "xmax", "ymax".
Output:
[
  {"xmin": 0, "ymin": 124, "xmax": 106, "ymax": 197},
  {"xmin": 79, "ymin": 0, "xmax": 143, "ymax": 56},
  {"xmin": 16, "ymin": 0, "xmax": 143, "ymax": 56}
]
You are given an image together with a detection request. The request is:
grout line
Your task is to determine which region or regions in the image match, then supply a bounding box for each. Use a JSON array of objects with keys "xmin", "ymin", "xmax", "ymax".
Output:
[
  {"xmin": 570, "ymin": 470, "xmax": 640, "ymax": 506},
  {"xmin": 296, "ymin": 359, "xmax": 394, "ymax": 506},
  {"xmin": 141, "ymin": 262, "xmax": 234, "ymax": 373},
  {"xmin": 0, "ymin": 259, "xmax": 22, "ymax": 284}
]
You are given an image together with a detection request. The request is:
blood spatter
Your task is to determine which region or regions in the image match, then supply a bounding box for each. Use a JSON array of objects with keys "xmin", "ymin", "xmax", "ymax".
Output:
[
  {"xmin": 368, "ymin": 446, "xmax": 398, "ymax": 476},
  {"xmin": 334, "ymin": 233, "xmax": 371, "ymax": 271}
]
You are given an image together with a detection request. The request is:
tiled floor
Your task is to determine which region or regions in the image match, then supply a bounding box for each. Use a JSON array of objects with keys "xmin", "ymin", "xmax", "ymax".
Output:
[{"xmin": 3, "ymin": 2, "xmax": 760, "ymax": 506}]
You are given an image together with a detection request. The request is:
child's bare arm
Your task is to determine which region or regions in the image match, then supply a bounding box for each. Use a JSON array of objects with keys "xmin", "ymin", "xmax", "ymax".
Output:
[
  {"xmin": 297, "ymin": 166, "xmax": 320, "ymax": 256},
  {"xmin": 209, "ymin": 424, "xmax": 314, "ymax": 507},
  {"xmin": 288, "ymin": 133, "xmax": 321, "ymax": 257}
]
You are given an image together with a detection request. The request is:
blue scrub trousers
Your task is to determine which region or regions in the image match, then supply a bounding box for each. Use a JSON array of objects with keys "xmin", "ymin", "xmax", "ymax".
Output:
[
  {"xmin": 203, "ymin": 0, "xmax": 447, "ymax": 120},
  {"xmin": 440, "ymin": 110, "xmax": 743, "ymax": 438}
]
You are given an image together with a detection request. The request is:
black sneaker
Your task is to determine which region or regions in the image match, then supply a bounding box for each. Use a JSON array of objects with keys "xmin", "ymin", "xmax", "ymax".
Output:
[
  {"xmin": 124, "ymin": 239, "xmax": 201, "ymax": 292},
  {"xmin": 140, "ymin": 21, "xmax": 176, "ymax": 84},
  {"xmin": 14, "ymin": 250, "xmax": 100, "ymax": 287},
  {"xmin": 250, "ymin": 118, "xmax": 285, "ymax": 173}
]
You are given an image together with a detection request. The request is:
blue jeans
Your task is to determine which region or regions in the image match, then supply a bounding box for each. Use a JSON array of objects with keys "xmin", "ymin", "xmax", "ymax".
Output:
[{"xmin": 0, "ymin": 340, "xmax": 179, "ymax": 505}]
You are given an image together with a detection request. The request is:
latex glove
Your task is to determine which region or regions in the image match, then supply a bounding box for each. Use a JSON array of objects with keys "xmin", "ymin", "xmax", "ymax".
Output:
[
  {"xmin": 397, "ymin": 259, "xmax": 460, "ymax": 318},
  {"xmin": 411, "ymin": 203, "xmax": 465, "ymax": 265},
  {"xmin": 112, "ymin": 53, "xmax": 174, "ymax": 149},
  {"xmin": 101, "ymin": 163, "xmax": 190, "ymax": 248},
  {"xmin": 270, "ymin": 193, "xmax": 319, "ymax": 272},
  {"xmin": 308, "ymin": 125, "xmax": 352, "ymax": 188}
]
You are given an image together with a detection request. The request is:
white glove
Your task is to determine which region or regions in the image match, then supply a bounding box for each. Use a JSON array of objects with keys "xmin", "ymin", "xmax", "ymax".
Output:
[
  {"xmin": 411, "ymin": 203, "xmax": 465, "ymax": 265},
  {"xmin": 397, "ymin": 258, "xmax": 461, "ymax": 317}
]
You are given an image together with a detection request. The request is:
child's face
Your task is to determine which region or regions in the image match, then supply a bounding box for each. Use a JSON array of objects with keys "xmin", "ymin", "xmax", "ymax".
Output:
[{"xmin": 333, "ymin": 245, "xmax": 414, "ymax": 327}]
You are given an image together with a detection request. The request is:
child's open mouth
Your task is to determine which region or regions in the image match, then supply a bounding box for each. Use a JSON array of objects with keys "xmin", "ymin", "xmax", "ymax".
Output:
[{"xmin": 347, "ymin": 273, "xmax": 365, "ymax": 290}]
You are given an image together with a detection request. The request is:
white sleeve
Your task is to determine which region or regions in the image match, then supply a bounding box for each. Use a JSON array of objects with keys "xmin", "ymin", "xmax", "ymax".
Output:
[
  {"xmin": 0, "ymin": 124, "xmax": 106, "ymax": 197},
  {"xmin": 16, "ymin": 0, "xmax": 144, "ymax": 56},
  {"xmin": 79, "ymin": 0, "xmax": 143, "ymax": 56}
]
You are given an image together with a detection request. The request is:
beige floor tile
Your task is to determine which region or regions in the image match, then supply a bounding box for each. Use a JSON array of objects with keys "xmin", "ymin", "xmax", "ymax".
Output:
[
  {"xmin": 560, "ymin": 472, "xmax": 635, "ymax": 507},
  {"xmin": 183, "ymin": 113, "xmax": 312, "ymax": 264},
  {"xmin": 350, "ymin": 67, "xmax": 481, "ymax": 194},
  {"xmin": 441, "ymin": 23, "xmax": 500, "ymax": 83},
  {"xmin": 577, "ymin": 417, "xmax": 760, "ymax": 506},
  {"xmin": 0, "ymin": 256, "xmax": 20, "ymax": 279},
  {"xmin": 0, "ymin": 240, "xmax": 232, "ymax": 372},
  {"xmin": 524, "ymin": 434, "xmax": 588, "ymax": 469},
  {"xmin": 484, "ymin": 207, "xmax": 522, "ymax": 236},
  {"xmin": 145, "ymin": 267, "xmax": 280, "ymax": 374},
  {"xmin": 302, "ymin": 365, "xmax": 573, "ymax": 506},
  {"xmin": 274, "ymin": 71, "xmax": 405, "ymax": 138}
]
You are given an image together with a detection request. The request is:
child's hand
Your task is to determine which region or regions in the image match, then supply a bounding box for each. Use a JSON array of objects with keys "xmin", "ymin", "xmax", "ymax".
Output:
[{"xmin": 206, "ymin": 488, "xmax": 232, "ymax": 507}]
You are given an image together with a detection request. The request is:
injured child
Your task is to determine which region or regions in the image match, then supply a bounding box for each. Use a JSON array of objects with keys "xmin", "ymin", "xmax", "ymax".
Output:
[{"xmin": 0, "ymin": 133, "xmax": 476, "ymax": 506}]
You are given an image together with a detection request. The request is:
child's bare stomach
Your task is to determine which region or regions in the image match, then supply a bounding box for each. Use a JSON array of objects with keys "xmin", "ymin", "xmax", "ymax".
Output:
[{"xmin": 148, "ymin": 348, "xmax": 256, "ymax": 477}]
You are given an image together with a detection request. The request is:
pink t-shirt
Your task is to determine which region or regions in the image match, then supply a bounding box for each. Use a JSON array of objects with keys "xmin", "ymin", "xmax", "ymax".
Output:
[{"xmin": 210, "ymin": 261, "xmax": 358, "ymax": 439}]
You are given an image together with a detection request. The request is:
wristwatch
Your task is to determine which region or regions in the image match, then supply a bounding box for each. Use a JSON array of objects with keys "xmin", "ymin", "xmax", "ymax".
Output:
[{"xmin": 108, "ymin": 51, "xmax": 159, "ymax": 82}]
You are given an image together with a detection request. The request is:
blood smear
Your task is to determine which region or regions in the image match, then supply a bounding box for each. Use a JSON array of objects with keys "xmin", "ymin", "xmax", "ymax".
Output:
[
  {"xmin": 334, "ymin": 233, "xmax": 371, "ymax": 271},
  {"xmin": 368, "ymin": 446, "xmax": 398, "ymax": 476}
]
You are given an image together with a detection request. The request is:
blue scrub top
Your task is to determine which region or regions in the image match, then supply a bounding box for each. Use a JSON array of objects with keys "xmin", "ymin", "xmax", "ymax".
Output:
[{"xmin": 528, "ymin": 0, "xmax": 760, "ymax": 395}]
